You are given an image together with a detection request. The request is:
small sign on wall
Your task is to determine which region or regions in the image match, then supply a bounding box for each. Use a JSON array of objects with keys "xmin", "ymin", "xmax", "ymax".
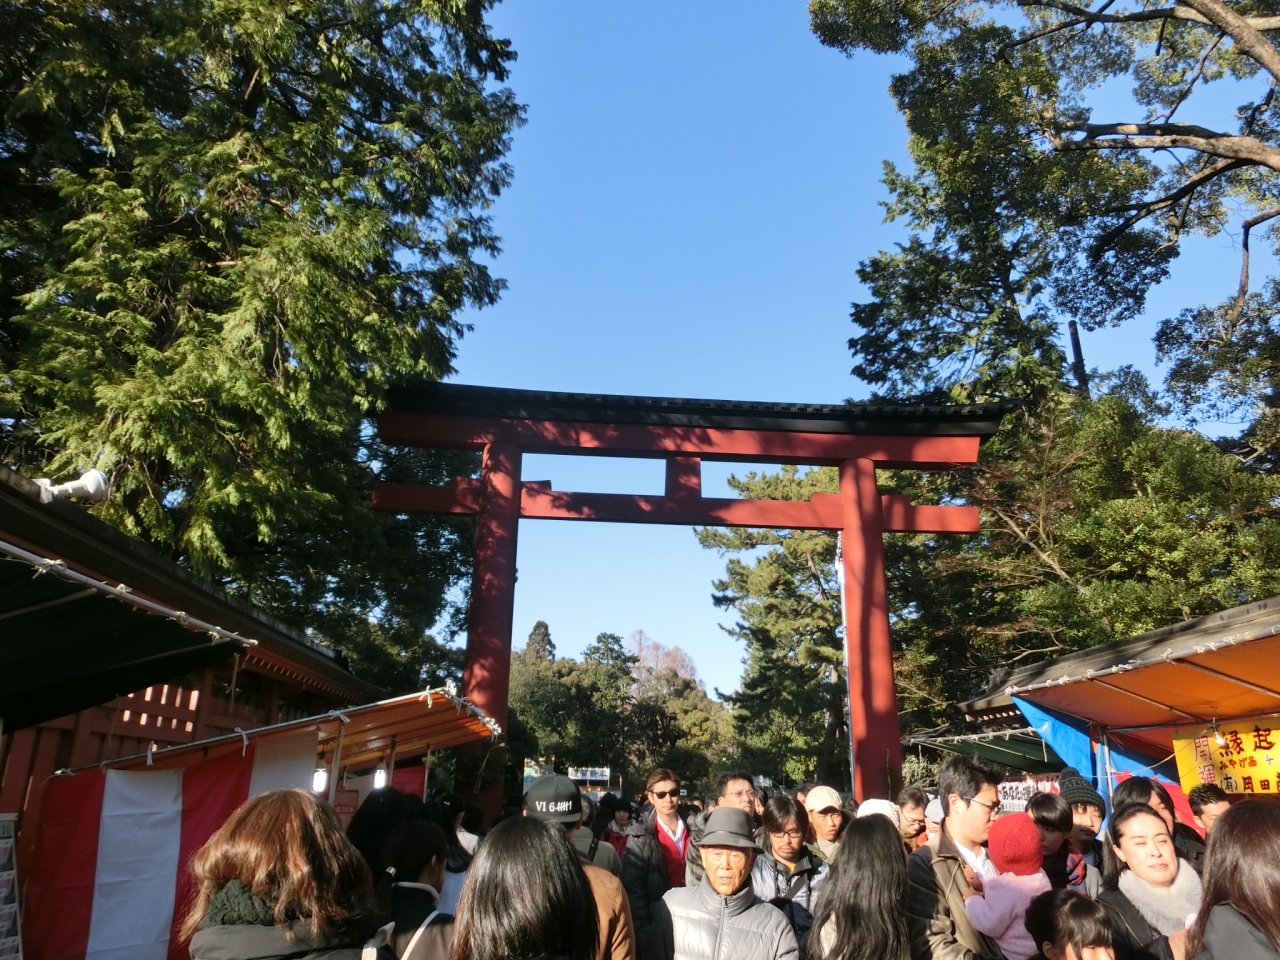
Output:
[{"xmin": 332, "ymin": 789, "xmax": 360, "ymax": 828}]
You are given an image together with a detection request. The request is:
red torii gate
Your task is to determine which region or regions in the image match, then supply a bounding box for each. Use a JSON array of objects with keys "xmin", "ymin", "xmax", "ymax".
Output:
[{"xmin": 373, "ymin": 384, "xmax": 1011, "ymax": 802}]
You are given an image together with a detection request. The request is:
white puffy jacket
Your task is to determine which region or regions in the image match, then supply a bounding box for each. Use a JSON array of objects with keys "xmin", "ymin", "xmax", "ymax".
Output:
[{"xmin": 649, "ymin": 876, "xmax": 799, "ymax": 960}]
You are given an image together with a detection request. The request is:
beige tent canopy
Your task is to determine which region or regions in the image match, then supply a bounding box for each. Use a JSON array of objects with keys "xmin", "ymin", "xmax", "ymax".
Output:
[{"xmin": 101, "ymin": 686, "xmax": 502, "ymax": 793}]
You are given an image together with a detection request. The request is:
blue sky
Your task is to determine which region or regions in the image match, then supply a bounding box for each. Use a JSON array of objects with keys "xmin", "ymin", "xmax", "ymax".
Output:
[{"xmin": 445, "ymin": 1, "xmax": 1265, "ymax": 696}]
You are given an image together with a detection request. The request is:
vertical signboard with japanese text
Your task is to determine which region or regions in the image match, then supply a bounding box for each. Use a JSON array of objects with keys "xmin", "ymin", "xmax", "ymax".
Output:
[{"xmin": 1173, "ymin": 719, "xmax": 1280, "ymax": 795}]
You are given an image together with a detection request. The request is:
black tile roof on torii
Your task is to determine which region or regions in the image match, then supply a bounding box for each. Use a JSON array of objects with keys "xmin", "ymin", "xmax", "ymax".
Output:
[{"xmin": 387, "ymin": 382, "xmax": 1018, "ymax": 437}]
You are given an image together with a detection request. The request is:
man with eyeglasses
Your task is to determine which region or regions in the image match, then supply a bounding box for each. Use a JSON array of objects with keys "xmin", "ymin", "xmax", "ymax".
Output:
[
  {"xmin": 623, "ymin": 768, "xmax": 690, "ymax": 959},
  {"xmin": 898, "ymin": 785, "xmax": 929, "ymax": 852},
  {"xmin": 750, "ymin": 795, "xmax": 827, "ymax": 952},
  {"xmin": 906, "ymin": 756, "xmax": 1006, "ymax": 960},
  {"xmin": 684, "ymin": 770, "xmax": 759, "ymax": 887}
]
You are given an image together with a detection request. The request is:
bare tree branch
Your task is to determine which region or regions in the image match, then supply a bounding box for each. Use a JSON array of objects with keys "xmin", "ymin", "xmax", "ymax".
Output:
[
  {"xmin": 1178, "ymin": 0, "xmax": 1280, "ymax": 81},
  {"xmin": 1160, "ymin": 31, "xmax": 1225, "ymax": 122},
  {"xmin": 1087, "ymin": 157, "xmax": 1251, "ymax": 251},
  {"xmin": 1226, "ymin": 204, "xmax": 1280, "ymax": 323},
  {"xmin": 1056, "ymin": 123, "xmax": 1280, "ymax": 170},
  {"xmin": 988, "ymin": 506, "xmax": 1085, "ymax": 590},
  {"xmin": 1020, "ymin": 0, "xmax": 1280, "ymax": 31}
]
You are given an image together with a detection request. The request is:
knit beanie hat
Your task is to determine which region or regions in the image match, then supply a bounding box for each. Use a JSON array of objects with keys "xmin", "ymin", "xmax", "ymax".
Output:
[
  {"xmin": 1056, "ymin": 766, "xmax": 1106, "ymax": 815},
  {"xmin": 987, "ymin": 812, "xmax": 1042, "ymax": 876},
  {"xmin": 856, "ymin": 798, "xmax": 901, "ymax": 829}
]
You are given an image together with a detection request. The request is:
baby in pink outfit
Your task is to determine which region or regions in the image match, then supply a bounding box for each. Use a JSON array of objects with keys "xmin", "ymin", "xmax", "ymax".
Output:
[{"xmin": 964, "ymin": 811, "xmax": 1052, "ymax": 960}]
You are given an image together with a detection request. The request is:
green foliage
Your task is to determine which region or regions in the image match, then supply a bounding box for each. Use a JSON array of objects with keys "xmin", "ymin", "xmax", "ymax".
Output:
[
  {"xmin": 0, "ymin": 0, "xmax": 524, "ymax": 688},
  {"xmin": 525, "ymin": 620, "xmax": 556, "ymax": 662},
  {"xmin": 809, "ymin": 0, "xmax": 1280, "ymax": 454},
  {"xmin": 704, "ymin": 390, "xmax": 1280, "ymax": 737},
  {"xmin": 900, "ymin": 754, "xmax": 939, "ymax": 792},
  {"xmin": 698, "ymin": 467, "xmax": 850, "ymax": 789},
  {"xmin": 883, "ymin": 387, "xmax": 1280, "ymax": 714},
  {"xmin": 724, "ymin": 0, "xmax": 1280, "ymax": 745},
  {"xmin": 507, "ymin": 626, "xmax": 734, "ymax": 793}
]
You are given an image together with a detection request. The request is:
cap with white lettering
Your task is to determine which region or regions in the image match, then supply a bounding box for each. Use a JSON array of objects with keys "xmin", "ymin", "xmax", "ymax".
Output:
[{"xmin": 524, "ymin": 774, "xmax": 583, "ymax": 825}]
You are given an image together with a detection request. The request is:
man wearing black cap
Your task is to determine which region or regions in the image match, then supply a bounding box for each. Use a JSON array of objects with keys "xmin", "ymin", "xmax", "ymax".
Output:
[
  {"xmin": 526, "ymin": 774, "xmax": 637, "ymax": 960},
  {"xmin": 650, "ymin": 807, "xmax": 798, "ymax": 960}
]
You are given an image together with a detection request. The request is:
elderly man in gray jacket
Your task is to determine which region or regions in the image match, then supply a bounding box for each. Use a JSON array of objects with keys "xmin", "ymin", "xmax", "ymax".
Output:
[{"xmin": 650, "ymin": 807, "xmax": 798, "ymax": 960}]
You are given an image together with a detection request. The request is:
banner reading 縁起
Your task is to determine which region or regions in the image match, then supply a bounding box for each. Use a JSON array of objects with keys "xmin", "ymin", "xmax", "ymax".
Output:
[{"xmin": 1173, "ymin": 719, "xmax": 1280, "ymax": 795}]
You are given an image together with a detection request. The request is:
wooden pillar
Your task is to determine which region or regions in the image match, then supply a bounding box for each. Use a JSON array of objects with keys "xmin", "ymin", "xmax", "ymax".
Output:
[
  {"xmin": 462, "ymin": 441, "xmax": 522, "ymax": 728},
  {"xmin": 839, "ymin": 458, "xmax": 902, "ymax": 800},
  {"xmin": 461, "ymin": 442, "xmax": 521, "ymax": 818},
  {"xmin": 192, "ymin": 670, "xmax": 215, "ymax": 742},
  {"xmin": 67, "ymin": 707, "xmax": 97, "ymax": 769}
]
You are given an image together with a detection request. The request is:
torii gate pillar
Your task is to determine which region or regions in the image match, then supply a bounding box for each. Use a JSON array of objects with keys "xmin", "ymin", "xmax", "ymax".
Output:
[
  {"xmin": 840, "ymin": 458, "xmax": 901, "ymax": 799},
  {"xmin": 462, "ymin": 441, "xmax": 522, "ymax": 734}
]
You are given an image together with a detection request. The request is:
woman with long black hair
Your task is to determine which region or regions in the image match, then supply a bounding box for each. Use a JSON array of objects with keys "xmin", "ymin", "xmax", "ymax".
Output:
[
  {"xmin": 1097, "ymin": 803, "xmax": 1200, "ymax": 960},
  {"xmin": 806, "ymin": 813, "xmax": 909, "ymax": 960},
  {"xmin": 1110, "ymin": 778, "xmax": 1205, "ymax": 874},
  {"xmin": 449, "ymin": 817, "xmax": 598, "ymax": 960},
  {"xmin": 1186, "ymin": 802, "xmax": 1280, "ymax": 959},
  {"xmin": 374, "ymin": 820, "xmax": 452, "ymax": 960},
  {"xmin": 421, "ymin": 800, "xmax": 473, "ymax": 916}
]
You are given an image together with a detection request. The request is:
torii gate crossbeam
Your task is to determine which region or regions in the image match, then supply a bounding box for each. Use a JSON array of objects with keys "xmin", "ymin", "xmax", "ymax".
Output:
[{"xmin": 373, "ymin": 384, "xmax": 1012, "ymax": 806}]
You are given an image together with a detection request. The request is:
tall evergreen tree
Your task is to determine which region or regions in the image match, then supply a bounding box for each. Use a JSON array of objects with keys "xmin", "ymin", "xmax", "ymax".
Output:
[
  {"xmin": 697, "ymin": 469, "xmax": 850, "ymax": 788},
  {"xmin": 0, "ymin": 0, "xmax": 525, "ymax": 687},
  {"xmin": 523, "ymin": 620, "xmax": 556, "ymax": 663},
  {"xmin": 809, "ymin": 0, "xmax": 1280, "ymax": 456}
]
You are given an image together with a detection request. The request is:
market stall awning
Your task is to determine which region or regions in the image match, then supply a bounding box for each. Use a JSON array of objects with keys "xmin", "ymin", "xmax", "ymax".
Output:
[
  {"xmin": 904, "ymin": 727, "xmax": 1065, "ymax": 773},
  {"xmin": 0, "ymin": 544, "xmax": 248, "ymax": 730},
  {"xmin": 0, "ymin": 465, "xmax": 382, "ymax": 731},
  {"xmin": 967, "ymin": 595, "xmax": 1280, "ymax": 756},
  {"xmin": 104, "ymin": 686, "xmax": 502, "ymax": 775}
]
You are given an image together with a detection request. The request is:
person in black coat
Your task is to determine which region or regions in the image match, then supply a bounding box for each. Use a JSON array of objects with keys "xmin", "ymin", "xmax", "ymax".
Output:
[
  {"xmin": 1186, "ymin": 802, "xmax": 1280, "ymax": 960},
  {"xmin": 1096, "ymin": 804, "xmax": 1201, "ymax": 960},
  {"xmin": 375, "ymin": 819, "xmax": 453, "ymax": 960}
]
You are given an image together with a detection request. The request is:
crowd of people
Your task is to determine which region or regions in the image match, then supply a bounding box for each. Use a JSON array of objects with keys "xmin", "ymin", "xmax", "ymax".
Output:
[{"xmin": 177, "ymin": 758, "xmax": 1280, "ymax": 960}]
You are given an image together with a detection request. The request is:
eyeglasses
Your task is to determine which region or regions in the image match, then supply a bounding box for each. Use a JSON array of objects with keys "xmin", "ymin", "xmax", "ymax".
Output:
[
  {"xmin": 964, "ymin": 796, "xmax": 1002, "ymax": 817},
  {"xmin": 770, "ymin": 829, "xmax": 805, "ymax": 841},
  {"xmin": 649, "ymin": 789, "xmax": 679, "ymax": 800},
  {"xmin": 725, "ymin": 788, "xmax": 757, "ymax": 800}
]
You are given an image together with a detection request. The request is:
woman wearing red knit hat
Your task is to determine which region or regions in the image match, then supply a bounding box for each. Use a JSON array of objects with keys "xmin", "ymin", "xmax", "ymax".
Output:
[{"xmin": 964, "ymin": 812, "xmax": 1053, "ymax": 960}]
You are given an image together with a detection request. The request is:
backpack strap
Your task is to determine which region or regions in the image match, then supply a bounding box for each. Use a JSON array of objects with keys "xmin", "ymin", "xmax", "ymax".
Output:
[
  {"xmin": 586, "ymin": 835, "xmax": 600, "ymax": 863},
  {"xmin": 400, "ymin": 909, "xmax": 441, "ymax": 959},
  {"xmin": 780, "ymin": 867, "xmax": 808, "ymax": 901}
]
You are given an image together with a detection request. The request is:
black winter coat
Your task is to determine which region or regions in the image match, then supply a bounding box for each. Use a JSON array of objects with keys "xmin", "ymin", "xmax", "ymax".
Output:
[
  {"xmin": 623, "ymin": 811, "xmax": 686, "ymax": 960},
  {"xmin": 1097, "ymin": 888, "xmax": 1174, "ymax": 960},
  {"xmin": 1173, "ymin": 824, "xmax": 1206, "ymax": 875},
  {"xmin": 189, "ymin": 921, "xmax": 394, "ymax": 960}
]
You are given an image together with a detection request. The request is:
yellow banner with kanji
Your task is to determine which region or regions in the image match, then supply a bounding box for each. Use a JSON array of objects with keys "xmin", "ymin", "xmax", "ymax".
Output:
[{"xmin": 1173, "ymin": 720, "xmax": 1280, "ymax": 795}]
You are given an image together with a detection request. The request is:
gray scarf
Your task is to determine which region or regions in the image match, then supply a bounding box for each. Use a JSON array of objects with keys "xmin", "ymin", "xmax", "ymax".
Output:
[{"xmin": 1118, "ymin": 859, "xmax": 1202, "ymax": 935}]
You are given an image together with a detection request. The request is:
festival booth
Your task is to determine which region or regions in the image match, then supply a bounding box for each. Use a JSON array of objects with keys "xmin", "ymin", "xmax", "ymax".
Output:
[
  {"xmin": 19, "ymin": 688, "xmax": 500, "ymax": 960},
  {"xmin": 902, "ymin": 725, "xmax": 1066, "ymax": 811},
  {"xmin": 965, "ymin": 594, "xmax": 1280, "ymax": 821}
]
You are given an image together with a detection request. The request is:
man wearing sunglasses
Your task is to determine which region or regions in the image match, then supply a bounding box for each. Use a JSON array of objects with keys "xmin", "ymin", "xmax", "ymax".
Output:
[
  {"xmin": 623, "ymin": 768, "xmax": 690, "ymax": 959},
  {"xmin": 906, "ymin": 756, "xmax": 1006, "ymax": 960}
]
